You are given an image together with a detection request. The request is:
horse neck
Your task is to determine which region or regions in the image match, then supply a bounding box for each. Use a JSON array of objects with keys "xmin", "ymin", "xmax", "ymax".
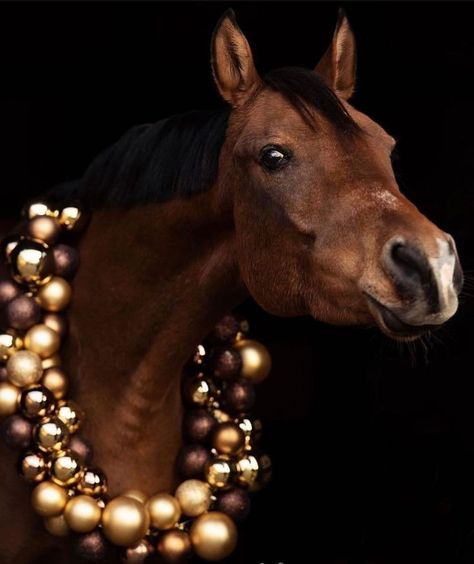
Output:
[{"xmin": 65, "ymin": 191, "xmax": 246, "ymax": 495}]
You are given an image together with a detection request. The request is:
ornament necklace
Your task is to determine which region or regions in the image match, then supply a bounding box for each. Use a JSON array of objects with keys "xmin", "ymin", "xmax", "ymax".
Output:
[{"xmin": 0, "ymin": 201, "xmax": 272, "ymax": 562}]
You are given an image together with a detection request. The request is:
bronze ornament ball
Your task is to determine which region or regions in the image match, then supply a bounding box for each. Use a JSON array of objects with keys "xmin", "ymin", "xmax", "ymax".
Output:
[
  {"xmin": 0, "ymin": 276, "xmax": 21, "ymax": 307},
  {"xmin": 177, "ymin": 444, "xmax": 212, "ymax": 480},
  {"xmin": 9, "ymin": 239, "xmax": 54, "ymax": 286},
  {"xmin": 27, "ymin": 216, "xmax": 61, "ymax": 245},
  {"xmin": 211, "ymin": 421, "xmax": 245, "ymax": 455},
  {"xmin": 6, "ymin": 295, "xmax": 41, "ymax": 331},
  {"xmin": 6, "ymin": 350, "xmax": 43, "ymax": 387},
  {"xmin": 53, "ymin": 244, "xmax": 80, "ymax": 279},
  {"xmin": 209, "ymin": 346, "xmax": 242, "ymax": 380},
  {"xmin": 214, "ymin": 488, "xmax": 251, "ymax": 523},
  {"xmin": 124, "ymin": 539, "xmax": 154, "ymax": 563},
  {"xmin": 20, "ymin": 385, "xmax": 56, "ymax": 419},
  {"xmin": 101, "ymin": 496, "xmax": 150, "ymax": 547},
  {"xmin": 189, "ymin": 511, "xmax": 238, "ymax": 561},
  {"xmin": 1, "ymin": 414, "xmax": 33, "ymax": 449},
  {"xmin": 182, "ymin": 408, "xmax": 216, "ymax": 443},
  {"xmin": 222, "ymin": 378, "xmax": 256, "ymax": 415},
  {"xmin": 156, "ymin": 529, "xmax": 192, "ymax": 563}
]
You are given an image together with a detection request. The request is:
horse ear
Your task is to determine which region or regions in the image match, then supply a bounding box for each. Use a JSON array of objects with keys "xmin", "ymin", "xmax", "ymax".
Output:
[
  {"xmin": 315, "ymin": 9, "xmax": 357, "ymax": 100},
  {"xmin": 211, "ymin": 9, "xmax": 261, "ymax": 107}
]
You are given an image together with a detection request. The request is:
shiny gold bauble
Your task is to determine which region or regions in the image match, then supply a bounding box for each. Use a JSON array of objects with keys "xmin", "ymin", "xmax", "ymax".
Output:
[
  {"xmin": 205, "ymin": 458, "xmax": 234, "ymax": 490},
  {"xmin": 211, "ymin": 422, "xmax": 245, "ymax": 456},
  {"xmin": 77, "ymin": 468, "xmax": 107, "ymax": 497},
  {"xmin": 27, "ymin": 216, "xmax": 61, "ymax": 245},
  {"xmin": 235, "ymin": 451, "xmax": 272, "ymax": 491},
  {"xmin": 20, "ymin": 385, "xmax": 56, "ymax": 419},
  {"xmin": 24, "ymin": 324, "xmax": 60, "ymax": 359},
  {"xmin": 2, "ymin": 236, "xmax": 20, "ymax": 260},
  {"xmin": 20, "ymin": 451, "xmax": 47, "ymax": 482},
  {"xmin": 175, "ymin": 479, "xmax": 212, "ymax": 517},
  {"xmin": 35, "ymin": 416, "xmax": 69, "ymax": 452},
  {"xmin": 184, "ymin": 377, "xmax": 216, "ymax": 407},
  {"xmin": 124, "ymin": 539, "xmax": 154, "ymax": 563},
  {"xmin": 24, "ymin": 201, "xmax": 58, "ymax": 220},
  {"xmin": 101, "ymin": 496, "xmax": 150, "ymax": 547},
  {"xmin": 157, "ymin": 530, "xmax": 192, "ymax": 563},
  {"xmin": 10, "ymin": 239, "xmax": 54, "ymax": 285},
  {"xmin": 146, "ymin": 493, "xmax": 181, "ymax": 530},
  {"xmin": 64, "ymin": 495, "xmax": 102, "ymax": 533},
  {"xmin": 41, "ymin": 354, "xmax": 62, "ymax": 370},
  {"xmin": 234, "ymin": 339, "xmax": 271, "ymax": 383},
  {"xmin": 37, "ymin": 277, "xmax": 72, "ymax": 312},
  {"xmin": 190, "ymin": 512, "xmax": 238, "ymax": 561},
  {"xmin": 56, "ymin": 400, "xmax": 83, "ymax": 433},
  {"xmin": 211, "ymin": 409, "xmax": 232, "ymax": 424},
  {"xmin": 42, "ymin": 367, "xmax": 68, "ymax": 400},
  {"xmin": 31, "ymin": 480, "xmax": 68, "ymax": 517},
  {"xmin": 50, "ymin": 449, "xmax": 83, "ymax": 486},
  {"xmin": 123, "ymin": 489, "xmax": 148, "ymax": 505},
  {"xmin": 6, "ymin": 350, "xmax": 43, "ymax": 387},
  {"xmin": 0, "ymin": 381, "xmax": 20, "ymax": 416},
  {"xmin": 0, "ymin": 330, "xmax": 23, "ymax": 361},
  {"xmin": 44, "ymin": 514, "xmax": 69, "ymax": 537},
  {"xmin": 59, "ymin": 205, "xmax": 84, "ymax": 231}
]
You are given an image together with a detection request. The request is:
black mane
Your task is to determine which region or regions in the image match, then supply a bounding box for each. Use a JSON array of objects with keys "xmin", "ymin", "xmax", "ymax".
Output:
[{"xmin": 49, "ymin": 67, "xmax": 359, "ymax": 209}]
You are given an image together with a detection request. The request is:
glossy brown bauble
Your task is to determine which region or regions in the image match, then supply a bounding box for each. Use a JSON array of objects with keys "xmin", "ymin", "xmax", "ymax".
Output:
[
  {"xmin": 6, "ymin": 295, "xmax": 41, "ymax": 331},
  {"xmin": 205, "ymin": 457, "xmax": 234, "ymax": 490},
  {"xmin": 208, "ymin": 314, "xmax": 242, "ymax": 344},
  {"xmin": 35, "ymin": 416, "xmax": 69, "ymax": 452},
  {"xmin": 53, "ymin": 244, "xmax": 80, "ymax": 279},
  {"xmin": 69, "ymin": 435, "xmax": 93, "ymax": 465},
  {"xmin": 72, "ymin": 530, "xmax": 119, "ymax": 563},
  {"xmin": 214, "ymin": 488, "xmax": 251, "ymax": 522},
  {"xmin": 222, "ymin": 378, "xmax": 256, "ymax": 415},
  {"xmin": 1, "ymin": 414, "xmax": 33, "ymax": 449},
  {"xmin": 177, "ymin": 444, "xmax": 212, "ymax": 480},
  {"xmin": 182, "ymin": 408, "xmax": 216, "ymax": 443},
  {"xmin": 209, "ymin": 346, "xmax": 242, "ymax": 380}
]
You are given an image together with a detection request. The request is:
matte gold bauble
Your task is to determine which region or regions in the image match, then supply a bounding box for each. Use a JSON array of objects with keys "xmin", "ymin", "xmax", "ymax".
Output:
[
  {"xmin": 205, "ymin": 458, "xmax": 234, "ymax": 490},
  {"xmin": 157, "ymin": 530, "xmax": 192, "ymax": 563},
  {"xmin": 146, "ymin": 493, "xmax": 181, "ymax": 530},
  {"xmin": 35, "ymin": 416, "xmax": 69, "ymax": 452},
  {"xmin": 101, "ymin": 496, "xmax": 150, "ymax": 547},
  {"xmin": 6, "ymin": 350, "xmax": 43, "ymax": 387},
  {"xmin": 190, "ymin": 511, "xmax": 238, "ymax": 561},
  {"xmin": 64, "ymin": 495, "xmax": 102, "ymax": 533},
  {"xmin": 27, "ymin": 216, "xmax": 61, "ymax": 245},
  {"xmin": 42, "ymin": 367, "xmax": 68, "ymax": 399},
  {"xmin": 44, "ymin": 514, "xmax": 69, "ymax": 537},
  {"xmin": 175, "ymin": 479, "xmax": 211, "ymax": 517},
  {"xmin": 37, "ymin": 277, "xmax": 72, "ymax": 312},
  {"xmin": 123, "ymin": 489, "xmax": 148, "ymax": 505},
  {"xmin": 211, "ymin": 422, "xmax": 245, "ymax": 455},
  {"xmin": 50, "ymin": 449, "xmax": 83, "ymax": 486},
  {"xmin": 77, "ymin": 468, "xmax": 108, "ymax": 497},
  {"xmin": 0, "ymin": 330, "xmax": 22, "ymax": 361},
  {"xmin": 234, "ymin": 339, "xmax": 271, "ymax": 383},
  {"xmin": 10, "ymin": 239, "xmax": 54, "ymax": 285},
  {"xmin": 0, "ymin": 381, "xmax": 20, "ymax": 416},
  {"xmin": 31, "ymin": 480, "xmax": 68, "ymax": 517},
  {"xmin": 20, "ymin": 451, "xmax": 47, "ymax": 482},
  {"xmin": 24, "ymin": 324, "xmax": 60, "ymax": 359},
  {"xmin": 56, "ymin": 400, "xmax": 83, "ymax": 433},
  {"xmin": 124, "ymin": 539, "xmax": 154, "ymax": 563}
]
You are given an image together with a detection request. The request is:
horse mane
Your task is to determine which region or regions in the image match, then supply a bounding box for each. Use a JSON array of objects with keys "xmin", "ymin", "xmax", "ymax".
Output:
[{"xmin": 46, "ymin": 67, "xmax": 359, "ymax": 209}]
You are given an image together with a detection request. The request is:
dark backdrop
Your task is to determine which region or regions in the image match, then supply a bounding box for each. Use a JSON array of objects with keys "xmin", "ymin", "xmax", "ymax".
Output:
[{"xmin": 1, "ymin": 2, "xmax": 474, "ymax": 563}]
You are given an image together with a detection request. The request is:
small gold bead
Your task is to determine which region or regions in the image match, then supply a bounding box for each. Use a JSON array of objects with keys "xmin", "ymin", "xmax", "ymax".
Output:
[
  {"xmin": 157, "ymin": 530, "xmax": 192, "ymax": 563},
  {"xmin": 42, "ymin": 367, "xmax": 68, "ymax": 399},
  {"xmin": 56, "ymin": 400, "xmax": 83, "ymax": 433},
  {"xmin": 41, "ymin": 354, "xmax": 62, "ymax": 370},
  {"xmin": 146, "ymin": 493, "xmax": 181, "ymax": 530},
  {"xmin": 44, "ymin": 514, "xmax": 70, "ymax": 537},
  {"xmin": 37, "ymin": 277, "xmax": 72, "ymax": 312},
  {"xmin": 64, "ymin": 495, "xmax": 102, "ymax": 533},
  {"xmin": 31, "ymin": 481, "xmax": 68, "ymax": 517},
  {"xmin": 189, "ymin": 511, "xmax": 238, "ymax": 561},
  {"xmin": 7, "ymin": 350, "xmax": 43, "ymax": 387},
  {"xmin": 175, "ymin": 479, "xmax": 211, "ymax": 517},
  {"xmin": 27, "ymin": 216, "xmax": 61, "ymax": 245},
  {"xmin": 50, "ymin": 449, "xmax": 83, "ymax": 487},
  {"xmin": 24, "ymin": 324, "xmax": 60, "ymax": 359},
  {"xmin": 205, "ymin": 458, "xmax": 234, "ymax": 490},
  {"xmin": 20, "ymin": 451, "xmax": 47, "ymax": 482},
  {"xmin": 35, "ymin": 416, "xmax": 69, "ymax": 452},
  {"xmin": 122, "ymin": 489, "xmax": 148, "ymax": 505},
  {"xmin": 234, "ymin": 339, "xmax": 271, "ymax": 383},
  {"xmin": 77, "ymin": 468, "xmax": 107, "ymax": 497},
  {"xmin": 101, "ymin": 496, "xmax": 150, "ymax": 547},
  {"xmin": 0, "ymin": 381, "xmax": 20, "ymax": 416},
  {"xmin": 0, "ymin": 330, "xmax": 23, "ymax": 362}
]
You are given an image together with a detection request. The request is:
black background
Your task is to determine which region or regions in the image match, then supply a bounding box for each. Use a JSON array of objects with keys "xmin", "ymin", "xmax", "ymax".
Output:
[{"xmin": 2, "ymin": 2, "xmax": 474, "ymax": 563}]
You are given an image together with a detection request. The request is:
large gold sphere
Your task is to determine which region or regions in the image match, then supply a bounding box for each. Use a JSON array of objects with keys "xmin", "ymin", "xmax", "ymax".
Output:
[
  {"xmin": 0, "ymin": 330, "xmax": 23, "ymax": 361},
  {"xmin": 50, "ymin": 449, "xmax": 83, "ymax": 486},
  {"xmin": 20, "ymin": 451, "xmax": 47, "ymax": 482},
  {"xmin": 157, "ymin": 530, "xmax": 192, "ymax": 563},
  {"xmin": 7, "ymin": 350, "xmax": 43, "ymax": 387},
  {"xmin": 211, "ymin": 422, "xmax": 245, "ymax": 455},
  {"xmin": 205, "ymin": 458, "xmax": 234, "ymax": 490},
  {"xmin": 64, "ymin": 495, "xmax": 102, "ymax": 533},
  {"xmin": 42, "ymin": 367, "xmax": 68, "ymax": 399},
  {"xmin": 234, "ymin": 339, "xmax": 271, "ymax": 383},
  {"xmin": 10, "ymin": 239, "xmax": 54, "ymax": 285},
  {"xmin": 0, "ymin": 381, "xmax": 20, "ymax": 416},
  {"xmin": 146, "ymin": 493, "xmax": 181, "ymax": 530},
  {"xmin": 27, "ymin": 216, "xmax": 60, "ymax": 245},
  {"xmin": 101, "ymin": 496, "xmax": 150, "ymax": 547},
  {"xmin": 31, "ymin": 480, "xmax": 68, "ymax": 517},
  {"xmin": 190, "ymin": 512, "xmax": 238, "ymax": 561},
  {"xmin": 77, "ymin": 468, "xmax": 108, "ymax": 497},
  {"xmin": 24, "ymin": 324, "xmax": 60, "ymax": 359},
  {"xmin": 37, "ymin": 277, "xmax": 72, "ymax": 312},
  {"xmin": 35, "ymin": 416, "xmax": 69, "ymax": 452},
  {"xmin": 123, "ymin": 489, "xmax": 148, "ymax": 505},
  {"xmin": 175, "ymin": 479, "xmax": 211, "ymax": 517},
  {"xmin": 44, "ymin": 514, "xmax": 69, "ymax": 537},
  {"xmin": 56, "ymin": 400, "xmax": 83, "ymax": 433}
]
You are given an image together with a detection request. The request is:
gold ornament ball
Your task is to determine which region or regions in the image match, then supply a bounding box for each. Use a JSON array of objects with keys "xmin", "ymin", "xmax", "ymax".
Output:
[
  {"xmin": 44, "ymin": 514, "xmax": 69, "ymax": 537},
  {"xmin": 157, "ymin": 530, "xmax": 192, "ymax": 563},
  {"xmin": 24, "ymin": 201, "xmax": 58, "ymax": 220},
  {"xmin": 101, "ymin": 496, "xmax": 150, "ymax": 547},
  {"xmin": 20, "ymin": 451, "xmax": 47, "ymax": 482},
  {"xmin": 146, "ymin": 493, "xmax": 181, "ymax": 530},
  {"xmin": 190, "ymin": 512, "xmax": 238, "ymax": 561},
  {"xmin": 235, "ymin": 451, "xmax": 272, "ymax": 491},
  {"xmin": 35, "ymin": 416, "xmax": 69, "ymax": 452},
  {"xmin": 31, "ymin": 480, "xmax": 68, "ymax": 517},
  {"xmin": 123, "ymin": 489, "xmax": 148, "ymax": 505},
  {"xmin": 64, "ymin": 495, "xmax": 102, "ymax": 533},
  {"xmin": 234, "ymin": 339, "xmax": 271, "ymax": 383},
  {"xmin": 10, "ymin": 239, "xmax": 54, "ymax": 285},
  {"xmin": 42, "ymin": 354, "xmax": 62, "ymax": 370},
  {"xmin": 211, "ymin": 422, "xmax": 245, "ymax": 456},
  {"xmin": 59, "ymin": 205, "xmax": 84, "ymax": 231},
  {"xmin": 42, "ymin": 367, "xmax": 68, "ymax": 400},
  {"xmin": 205, "ymin": 458, "xmax": 234, "ymax": 490},
  {"xmin": 50, "ymin": 449, "xmax": 83, "ymax": 486},
  {"xmin": 37, "ymin": 277, "xmax": 72, "ymax": 312},
  {"xmin": 0, "ymin": 381, "xmax": 20, "ymax": 416},
  {"xmin": 175, "ymin": 479, "xmax": 212, "ymax": 517},
  {"xmin": 77, "ymin": 468, "xmax": 107, "ymax": 497},
  {"xmin": 27, "ymin": 216, "xmax": 61, "ymax": 245},
  {"xmin": 124, "ymin": 539, "xmax": 154, "ymax": 563},
  {"xmin": 6, "ymin": 350, "xmax": 43, "ymax": 387},
  {"xmin": 24, "ymin": 324, "xmax": 60, "ymax": 359},
  {"xmin": 57, "ymin": 400, "xmax": 83, "ymax": 433},
  {"xmin": 0, "ymin": 330, "xmax": 23, "ymax": 362}
]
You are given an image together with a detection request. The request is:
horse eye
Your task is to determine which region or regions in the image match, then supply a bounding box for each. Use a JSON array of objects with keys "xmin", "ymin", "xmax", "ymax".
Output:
[{"xmin": 260, "ymin": 145, "xmax": 291, "ymax": 171}]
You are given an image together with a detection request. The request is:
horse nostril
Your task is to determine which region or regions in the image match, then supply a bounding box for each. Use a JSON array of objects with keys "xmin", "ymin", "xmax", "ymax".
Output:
[{"xmin": 389, "ymin": 242, "xmax": 429, "ymax": 285}]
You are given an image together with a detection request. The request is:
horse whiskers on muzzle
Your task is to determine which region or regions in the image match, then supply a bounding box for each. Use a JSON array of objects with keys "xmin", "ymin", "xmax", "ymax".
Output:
[{"xmin": 363, "ymin": 235, "xmax": 463, "ymax": 340}]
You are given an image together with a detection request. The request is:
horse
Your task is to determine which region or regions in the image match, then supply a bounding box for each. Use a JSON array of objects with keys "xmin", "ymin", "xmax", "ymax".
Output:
[{"xmin": 0, "ymin": 8, "xmax": 463, "ymax": 563}]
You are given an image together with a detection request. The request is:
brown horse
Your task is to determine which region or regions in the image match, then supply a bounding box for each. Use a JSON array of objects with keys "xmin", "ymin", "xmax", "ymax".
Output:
[{"xmin": 0, "ymin": 9, "xmax": 463, "ymax": 563}]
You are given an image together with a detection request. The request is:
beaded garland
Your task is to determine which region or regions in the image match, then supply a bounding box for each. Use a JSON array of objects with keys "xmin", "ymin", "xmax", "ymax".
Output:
[{"xmin": 0, "ymin": 201, "xmax": 272, "ymax": 562}]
